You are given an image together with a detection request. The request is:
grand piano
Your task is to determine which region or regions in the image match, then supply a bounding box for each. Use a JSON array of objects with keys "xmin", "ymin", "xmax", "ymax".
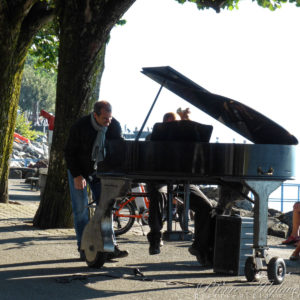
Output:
[{"xmin": 81, "ymin": 66, "xmax": 298, "ymax": 284}]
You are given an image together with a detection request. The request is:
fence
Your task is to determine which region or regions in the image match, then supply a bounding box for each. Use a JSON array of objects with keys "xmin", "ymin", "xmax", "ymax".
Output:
[{"xmin": 268, "ymin": 183, "xmax": 300, "ymax": 213}]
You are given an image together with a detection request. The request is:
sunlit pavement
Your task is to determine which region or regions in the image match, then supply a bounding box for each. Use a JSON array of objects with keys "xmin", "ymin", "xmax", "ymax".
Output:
[{"xmin": 0, "ymin": 179, "xmax": 299, "ymax": 300}]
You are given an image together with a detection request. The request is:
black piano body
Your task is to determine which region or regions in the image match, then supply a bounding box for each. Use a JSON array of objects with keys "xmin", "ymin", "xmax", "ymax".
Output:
[
  {"xmin": 81, "ymin": 66, "xmax": 298, "ymax": 284},
  {"xmin": 100, "ymin": 65, "xmax": 297, "ymax": 186},
  {"xmin": 101, "ymin": 139, "xmax": 296, "ymax": 184}
]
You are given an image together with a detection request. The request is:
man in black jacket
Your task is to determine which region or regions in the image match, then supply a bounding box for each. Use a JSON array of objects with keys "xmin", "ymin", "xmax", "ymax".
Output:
[{"xmin": 65, "ymin": 100, "xmax": 128, "ymax": 260}]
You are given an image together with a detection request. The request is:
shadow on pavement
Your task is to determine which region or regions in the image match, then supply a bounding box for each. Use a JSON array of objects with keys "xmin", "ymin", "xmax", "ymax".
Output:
[
  {"xmin": 9, "ymin": 194, "xmax": 40, "ymax": 202},
  {"xmin": 0, "ymin": 261, "xmax": 218, "ymax": 299}
]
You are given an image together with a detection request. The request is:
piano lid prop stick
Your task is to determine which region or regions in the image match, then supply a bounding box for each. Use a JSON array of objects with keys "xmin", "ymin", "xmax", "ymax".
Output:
[{"xmin": 135, "ymin": 82, "xmax": 165, "ymax": 141}]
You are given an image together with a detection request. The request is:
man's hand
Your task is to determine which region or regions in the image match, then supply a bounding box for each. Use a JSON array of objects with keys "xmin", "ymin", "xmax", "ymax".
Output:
[{"xmin": 74, "ymin": 176, "xmax": 86, "ymax": 190}]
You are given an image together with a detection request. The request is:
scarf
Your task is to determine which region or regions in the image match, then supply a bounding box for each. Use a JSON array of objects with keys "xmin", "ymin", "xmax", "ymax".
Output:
[{"xmin": 90, "ymin": 113, "xmax": 107, "ymax": 170}]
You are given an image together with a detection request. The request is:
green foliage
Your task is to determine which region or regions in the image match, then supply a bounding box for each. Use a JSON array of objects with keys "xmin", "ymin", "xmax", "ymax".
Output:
[
  {"xmin": 29, "ymin": 21, "xmax": 59, "ymax": 73},
  {"xmin": 19, "ymin": 54, "xmax": 57, "ymax": 115},
  {"xmin": 29, "ymin": 16, "xmax": 125, "ymax": 73},
  {"xmin": 116, "ymin": 19, "xmax": 127, "ymax": 26},
  {"xmin": 15, "ymin": 113, "xmax": 44, "ymax": 141},
  {"xmin": 175, "ymin": 0, "xmax": 299, "ymax": 12}
]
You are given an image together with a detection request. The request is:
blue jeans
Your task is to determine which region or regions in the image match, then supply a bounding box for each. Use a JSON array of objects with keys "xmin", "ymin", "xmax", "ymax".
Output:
[{"xmin": 67, "ymin": 170, "xmax": 101, "ymax": 250}]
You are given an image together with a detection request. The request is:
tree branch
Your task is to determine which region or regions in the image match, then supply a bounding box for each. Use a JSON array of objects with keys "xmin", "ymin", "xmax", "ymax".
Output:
[
  {"xmin": 18, "ymin": 1, "xmax": 56, "ymax": 57},
  {"xmin": 1, "ymin": 0, "xmax": 37, "ymax": 26},
  {"xmin": 78, "ymin": 0, "xmax": 135, "ymax": 65},
  {"xmin": 92, "ymin": 0, "xmax": 136, "ymax": 41},
  {"xmin": 102, "ymin": 0, "xmax": 136, "ymax": 28}
]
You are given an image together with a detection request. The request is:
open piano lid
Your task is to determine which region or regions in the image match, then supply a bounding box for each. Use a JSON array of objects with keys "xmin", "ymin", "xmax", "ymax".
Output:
[{"xmin": 142, "ymin": 66, "xmax": 298, "ymax": 145}]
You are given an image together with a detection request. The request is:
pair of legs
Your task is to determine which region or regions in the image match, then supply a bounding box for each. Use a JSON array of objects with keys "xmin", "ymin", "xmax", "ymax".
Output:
[
  {"xmin": 67, "ymin": 170, "xmax": 101, "ymax": 251},
  {"xmin": 147, "ymin": 183, "xmax": 215, "ymax": 263},
  {"xmin": 187, "ymin": 185, "xmax": 215, "ymax": 265},
  {"xmin": 290, "ymin": 202, "xmax": 300, "ymax": 239},
  {"xmin": 291, "ymin": 240, "xmax": 300, "ymax": 260},
  {"xmin": 147, "ymin": 183, "xmax": 167, "ymax": 255},
  {"xmin": 282, "ymin": 202, "xmax": 300, "ymax": 245},
  {"xmin": 282, "ymin": 202, "xmax": 300, "ymax": 260},
  {"xmin": 67, "ymin": 171, "xmax": 128, "ymax": 259}
]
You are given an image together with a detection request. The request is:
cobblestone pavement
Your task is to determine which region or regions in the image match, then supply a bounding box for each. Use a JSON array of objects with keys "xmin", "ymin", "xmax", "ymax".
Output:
[
  {"xmin": 1, "ymin": 179, "xmax": 74, "ymax": 236},
  {"xmin": 0, "ymin": 201, "xmax": 38, "ymax": 221}
]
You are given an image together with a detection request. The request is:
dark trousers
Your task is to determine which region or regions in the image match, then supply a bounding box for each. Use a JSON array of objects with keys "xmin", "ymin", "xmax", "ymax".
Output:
[
  {"xmin": 188, "ymin": 185, "xmax": 215, "ymax": 258},
  {"xmin": 147, "ymin": 183, "xmax": 167, "ymax": 242},
  {"xmin": 147, "ymin": 184, "xmax": 215, "ymax": 257}
]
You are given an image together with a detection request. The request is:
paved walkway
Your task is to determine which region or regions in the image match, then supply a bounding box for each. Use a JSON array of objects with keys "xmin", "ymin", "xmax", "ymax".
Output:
[{"xmin": 0, "ymin": 179, "xmax": 299, "ymax": 300}]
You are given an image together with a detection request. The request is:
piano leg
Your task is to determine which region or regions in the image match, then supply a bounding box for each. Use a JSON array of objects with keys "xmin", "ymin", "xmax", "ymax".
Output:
[
  {"xmin": 245, "ymin": 180, "xmax": 281, "ymax": 249},
  {"xmin": 162, "ymin": 183, "xmax": 193, "ymax": 241},
  {"xmin": 165, "ymin": 183, "xmax": 190, "ymax": 233},
  {"xmin": 244, "ymin": 180, "xmax": 286, "ymax": 284},
  {"xmin": 166, "ymin": 183, "xmax": 173, "ymax": 233},
  {"xmin": 182, "ymin": 184, "xmax": 191, "ymax": 233},
  {"xmin": 81, "ymin": 177, "xmax": 130, "ymax": 268}
]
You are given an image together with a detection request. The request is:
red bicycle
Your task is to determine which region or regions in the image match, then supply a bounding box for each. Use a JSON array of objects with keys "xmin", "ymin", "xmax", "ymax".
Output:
[
  {"xmin": 113, "ymin": 184, "xmax": 193, "ymax": 236},
  {"xmin": 113, "ymin": 184, "xmax": 150, "ymax": 236}
]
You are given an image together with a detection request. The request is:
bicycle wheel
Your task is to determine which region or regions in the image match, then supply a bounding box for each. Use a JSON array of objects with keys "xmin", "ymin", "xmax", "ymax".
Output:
[{"xmin": 113, "ymin": 199, "xmax": 136, "ymax": 236}]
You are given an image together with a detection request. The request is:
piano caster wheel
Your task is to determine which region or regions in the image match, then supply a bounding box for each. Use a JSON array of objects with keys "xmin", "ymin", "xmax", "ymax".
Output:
[
  {"xmin": 244, "ymin": 257, "xmax": 262, "ymax": 282},
  {"xmin": 84, "ymin": 248, "xmax": 107, "ymax": 268},
  {"xmin": 267, "ymin": 257, "xmax": 286, "ymax": 285}
]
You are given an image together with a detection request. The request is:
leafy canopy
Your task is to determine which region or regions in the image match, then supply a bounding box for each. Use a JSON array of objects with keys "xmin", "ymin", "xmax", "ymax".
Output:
[
  {"xmin": 20, "ymin": 54, "xmax": 57, "ymax": 114},
  {"xmin": 29, "ymin": 21, "xmax": 59, "ymax": 72},
  {"xmin": 176, "ymin": 0, "xmax": 300, "ymax": 12},
  {"xmin": 28, "ymin": 17, "xmax": 126, "ymax": 73},
  {"xmin": 29, "ymin": 0, "xmax": 300, "ymax": 73}
]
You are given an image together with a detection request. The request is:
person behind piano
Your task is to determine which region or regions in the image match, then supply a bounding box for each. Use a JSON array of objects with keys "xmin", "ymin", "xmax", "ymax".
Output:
[
  {"xmin": 64, "ymin": 100, "xmax": 128, "ymax": 261},
  {"xmin": 163, "ymin": 112, "xmax": 177, "ymax": 123},
  {"xmin": 146, "ymin": 112, "xmax": 177, "ymax": 254},
  {"xmin": 147, "ymin": 110, "xmax": 216, "ymax": 266},
  {"xmin": 145, "ymin": 112, "xmax": 177, "ymax": 141}
]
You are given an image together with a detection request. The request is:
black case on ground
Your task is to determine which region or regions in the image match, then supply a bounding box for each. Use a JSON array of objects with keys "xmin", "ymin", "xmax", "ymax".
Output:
[{"xmin": 213, "ymin": 215, "xmax": 254, "ymax": 276}]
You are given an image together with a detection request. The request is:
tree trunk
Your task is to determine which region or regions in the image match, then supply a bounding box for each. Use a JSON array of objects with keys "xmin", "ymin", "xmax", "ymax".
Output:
[
  {"xmin": 0, "ymin": 1, "xmax": 54, "ymax": 203},
  {"xmin": 33, "ymin": 0, "xmax": 136, "ymax": 228},
  {"xmin": 0, "ymin": 62, "xmax": 23, "ymax": 203}
]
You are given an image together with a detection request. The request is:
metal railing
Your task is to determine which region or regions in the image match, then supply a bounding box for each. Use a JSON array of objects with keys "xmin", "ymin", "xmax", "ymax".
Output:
[{"xmin": 268, "ymin": 183, "xmax": 300, "ymax": 212}]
